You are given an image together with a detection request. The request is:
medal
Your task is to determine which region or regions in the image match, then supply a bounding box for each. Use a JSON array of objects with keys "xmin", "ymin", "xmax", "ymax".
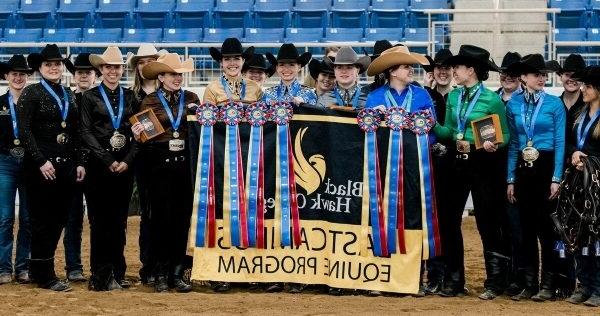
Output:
[
  {"xmin": 61, "ymin": 121, "xmax": 67, "ymax": 128},
  {"xmin": 520, "ymin": 92, "xmax": 544, "ymax": 164},
  {"xmin": 173, "ymin": 131, "xmax": 180, "ymax": 138},
  {"xmin": 41, "ymin": 80, "xmax": 70, "ymax": 130},
  {"xmin": 56, "ymin": 133, "xmax": 68, "ymax": 144},
  {"xmin": 157, "ymin": 88, "xmax": 185, "ymax": 140},
  {"xmin": 109, "ymin": 131, "xmax": 126, "ymax": 149},
  {"xmin": 9, "ymin": 147, "xmax": 24, "ymax": 159},
  {"xmin": 456, "ymin": 133, "xmax": 464, "ymax": 140},
  {"xmin": 168, "ymin": 139, "xmax": 185, "ymax": 152},
  {"xmin": 7, "ymin": 93, "xmax": 21, "ymax": 148},
  {"xmin": 13, "ymin": 139, "xmax": 20, "ymax": 146},
  {"xmin": 456, "ymin": 140, "xmax": 471, "ymax": 153}
]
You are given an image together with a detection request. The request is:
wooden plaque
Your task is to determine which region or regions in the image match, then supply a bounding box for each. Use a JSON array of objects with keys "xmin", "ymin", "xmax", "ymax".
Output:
[
  {"xmin": 128, "ymin": 108, "xmax": 165, "ymax": 143},
  {"xmin": 471, "ymin": 114, "xmax": 504, "ymax": 150}
]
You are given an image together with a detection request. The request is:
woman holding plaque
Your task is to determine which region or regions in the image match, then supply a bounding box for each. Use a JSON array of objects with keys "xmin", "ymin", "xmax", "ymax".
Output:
[
  {"xmin": 433, "ymin": 45, "xmax": 510, "ymax": 300},
  {"xmin": 504, "ymin": 54, "xmax": 566, "ymax": 302},
  {"xmin": 18, "ymin": 44, "xmax": 86, "ymax": 291},
  {"xmin": 0, "ymin": 54, "xmax": 33, "ymax": 284},
  {"xmin": 131, "ymin": 53, "xmax": 199, "ymax": 293},
  {"xmin": 79, "ymin": 46, "xmax": 137, "ymax": 291}
]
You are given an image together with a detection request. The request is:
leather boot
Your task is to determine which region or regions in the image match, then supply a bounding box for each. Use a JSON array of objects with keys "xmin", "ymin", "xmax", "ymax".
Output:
[
  {"xmin": 482, "ymin": 252, "xmax": 509, "ymax": 294},
  {"xmin": 155, "ymin": 275, "xmax": 169, "ymax": 293},
  {"xmin": 531, "ymin": 271, "xmax": 556, "ymax": 302},
  {"xmin": 440, "ymin": 269, "xmax": 465, "ymax": 297},
  {"xmin": 172, "ymin": 265, "xmax": 192, "ymax": 293}
]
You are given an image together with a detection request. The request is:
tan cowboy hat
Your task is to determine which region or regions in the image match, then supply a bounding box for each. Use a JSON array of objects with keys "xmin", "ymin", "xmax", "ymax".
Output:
[
  {"xmin": 324, "ymin": 46, "xmax": 370, "ymax": 74},
  {"xmin": 367, "ymin": 45, "xmax": 429, "ymax": 76},
  {"xmin": 89, "ymin": 46, "xmax": 124, "ymax": 69},
  {"xmin": 141, "ymin": 53, "xmax": 194, "ymax": 80},
  {"xmin": 126, "ymin": 44, "xmax": 168, "ymax": 68}
]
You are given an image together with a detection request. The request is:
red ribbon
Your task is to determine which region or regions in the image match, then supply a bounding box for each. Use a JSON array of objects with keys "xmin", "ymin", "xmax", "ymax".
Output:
[
  {"xmin": 287, "ymin": 129, "xmax": 302, "ymax": 247},
  {"xmin": 397, "ymin": 137, "xmax": 406, "ymax": 254},
  {"xmin": 236, "ymin": 131, "xmax": 249, "ymax": 248},
  {"xmin": 256, "ymin": 135, "xmax": 265, "ymax": 249},
  {"xmin": 207, "ymin": 141, "xmax": 216, "ymax": 248},
  {"xmin": 428, "ymin": 147, "xmax": 442, "ymax": 256},
  {"xmin": 374, "ymin": 143, "xmax": 389, "ymax": 257}
]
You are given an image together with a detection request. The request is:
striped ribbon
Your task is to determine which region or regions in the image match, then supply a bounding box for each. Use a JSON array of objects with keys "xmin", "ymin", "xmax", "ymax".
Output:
[{"xmin": 194, "ymin": 103, "xmax": 217, "ymax": 247}]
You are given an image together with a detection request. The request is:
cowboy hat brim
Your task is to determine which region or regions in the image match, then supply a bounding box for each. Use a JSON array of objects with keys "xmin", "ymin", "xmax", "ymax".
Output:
[
  {"xmin": 443, "ymin": 55, "xmax": 501, "ymax": 72},
  {"xmin": 89, "ymin": 54, "xmax": 125, "ymax": 69},
  {"xmin": 26, "ymin": 53, "xmax": 68, "ymax": 71},
  {"xmin": 210, "ymin": 46, "xmax": 255, "ymax": 62},
  {"xmin": 242, "ymin": 64, "xmax": 276, "ymax": 78},
  {"xmin": 570, "ymin": 67, "xmax": 600, "ymax": 85},
  {"xmin": 266, "ymin": 52, "xmax": 312, "ymax": 68},
  {"xmin": 506, "ymin": 61, "xmax": 559, "ymax": 76},
  {"xmin": 366, "ymin": 52, "xmax": 429, "ymax": 76},
  {"xmin": 141, "ymin": 58, "xmax": 195, "ymax": 80},
  {"xmin": 324, "ymin": 55, "xmax": 371, "ymax": 74},
  {"xmin": 126, "ymin": 49, "xmax": 168, "ymax": 69},
  {"xmin": 0, "ymin": 62, "xmax": 34, "ymax": 78},
  {"xmin": 308, "ymin": 59, "xmax": 334, "ymax": 80}
]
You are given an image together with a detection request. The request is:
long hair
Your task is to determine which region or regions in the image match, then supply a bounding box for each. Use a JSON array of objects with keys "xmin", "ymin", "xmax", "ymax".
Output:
[
  {"xmin": 131, "ymin": 64, "xmax": 158, "ymax": 98},
  {"xmin": 573, "ymin": 83, "xmax": 600, "ymax": 139}
]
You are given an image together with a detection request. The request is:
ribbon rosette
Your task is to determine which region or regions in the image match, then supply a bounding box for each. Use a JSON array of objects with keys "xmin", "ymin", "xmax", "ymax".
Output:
[
  {"xmin": 196, "ymin": 102, "xmax": 218, "ymax": 126},
  {"xmin": 385, "ymin": 107, "xmax": 409, "ymax": 131},
  {"xmin": 409, "ymin": 109, "xmax": 436, "ymax": 135},
  {"xmin": 220, "ymin": 101, "xmax": 245, "ymax": 125},
  {"xmin": 245, "ymin": 102, "xmax": 269, "ymax": 127},
  {"xmin": 357, "ymin": 108, "xmax": 381, "ymax": 132},
  {"xmin": 271, "ymin": 101, "xmax": 294, "ymax": 125}
]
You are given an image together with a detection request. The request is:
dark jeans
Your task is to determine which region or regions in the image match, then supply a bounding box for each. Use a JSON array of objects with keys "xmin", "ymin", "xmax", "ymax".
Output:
[
  {"xmin": 0, "ymin": 154, "xmax": 30, "ymax": 275},
  {"xmin": 63, "ymin": 186, "xmax": 84, "ymax": 273},
  {"xmin": 575, "ymin": 254, "xmax": 600, "ymax": 296},
  {"xmin": 135, "ymin": 152, "xmax": 153, "ymax": 280}
]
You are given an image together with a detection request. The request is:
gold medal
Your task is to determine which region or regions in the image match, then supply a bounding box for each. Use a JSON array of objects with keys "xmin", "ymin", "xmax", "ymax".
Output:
[
  {"xmin": 527, "ymin": 140, "xmax": 533, "ymax": 147},
  {"xmin": 109, "ymin": 131, "xmax": 126, "ymax": 149},
  {"xmin": 61, "ymin": 121, "xmax": 67, "ymax": 128},
  {"xmin": 13, "ymin": 139, "xmax": 20, "ymax": 146},
  {"xmin": 522, "ymin": 146, "xmax": 539, "ymax": 163},
  {"xmin": 173, "ymin": 131, "xmax": 180, "ymax": 139},
  {"xmin": 56, "ymin": 133, "xmax": 68, "ymax": 144},
  {"xmin": 456, "ymin": 133, "xmax": 464, "ymax": 140},
  {"xmin": 456, "ymin": 140, "xmax": 471, "ymax": 153}
]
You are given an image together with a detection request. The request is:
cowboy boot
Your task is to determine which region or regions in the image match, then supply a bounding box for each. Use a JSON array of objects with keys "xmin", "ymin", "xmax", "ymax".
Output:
[
  {"xmin": 531, "ymin": 271, "xmax": 556, "ymax": 302},
  {"xmin": 172, "ymin": 264, "xmax": 192, "ymax": 293}
]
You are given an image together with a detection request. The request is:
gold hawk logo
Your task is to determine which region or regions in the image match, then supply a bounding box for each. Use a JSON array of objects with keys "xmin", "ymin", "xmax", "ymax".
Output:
[{"xmin": 293, "ymin": 127, "xmax": 326, "ymax": 195}]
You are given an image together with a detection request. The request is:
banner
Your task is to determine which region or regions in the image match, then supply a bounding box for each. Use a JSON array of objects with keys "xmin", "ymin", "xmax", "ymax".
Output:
[{"xmin": 188, "ymin": 107, "xmax": 427, "ymax": 294}]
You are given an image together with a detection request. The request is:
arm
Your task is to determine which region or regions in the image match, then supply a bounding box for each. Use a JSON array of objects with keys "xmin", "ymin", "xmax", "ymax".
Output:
[
  {"xmin": 79, "ymin": 91, "xmax": 115, "ymax": 167},
  {"xmin": 17, "ymin": 86, "xmax": 46, "ymax": 167},
  {"xmin": 202, "ymin": 84, "xmax": 217, "ymax": 105},
  {"xmin": 552, "ymin": 100, "xmax": 567, "ymax": 182},
  {"xmin": 506, "ymin": 101, "xmax": 519, "ymax": 183},
  {"xmin": 491, "ymin": 96, "xmax": 510, "ymax": 148}
]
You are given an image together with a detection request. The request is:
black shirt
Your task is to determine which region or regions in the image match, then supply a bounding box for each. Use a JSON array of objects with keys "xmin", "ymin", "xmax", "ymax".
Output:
[
  {"xmin": 0, "ymin": 91, "xmax": 18, "ymax": 154},
  {"xmin": 17, "ymin": 79, "xmax": 83, "ymax": 167},
  {"xmin": 425, "ymin": 86, "xmax": 446, "ymax": 125},
  {"xmin": 80, "ymin": 83, "xmax": 138, "ymax": 167},
  {"xmin": 568, "ymin": 107, "xmax": 600, "ymax": 159},
  {"xmin": 561, "ymin": 91, "xmax": 585, "ymax": 134}
]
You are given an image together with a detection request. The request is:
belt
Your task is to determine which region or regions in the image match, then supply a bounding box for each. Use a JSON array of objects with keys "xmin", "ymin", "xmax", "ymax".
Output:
[
  {"xmin": 48, "ymin": 156, "xmax": 71, "ymax": 164},
  {"xmin": 455, "ymin": 153, "xmax": 469, "ymax": 160},
  {"xmin": 164, "ymin": 155, "xmax": 186, "ymax": 163}
]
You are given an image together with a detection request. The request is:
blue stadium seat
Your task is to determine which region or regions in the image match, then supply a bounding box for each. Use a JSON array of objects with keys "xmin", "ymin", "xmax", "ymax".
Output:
[
  {"xmin": 83, "ymin": 27, "xmax": 122, "ymax": 43},
  {"xmin": 365, "ymin": 28, "xmax": 402, "ymax": 42},
  {"xmin": 214, "ymin": 0, "xmax": 253, "ymax": 28},
  {"xmin": 404, "ymin": 27, "xmax": 428, "ymax": 41},
  {"xmin": 593, "ymin": 0, "xmax": 600, "ymax": 10},
  {"xmin": 135, "ymin": 0, "xmax": 175, "ymax": 28},
  {"xmin": 43, "ymin": 28, "xmax": 82, "ymax": 42},
  {"xmin": 410, "ymin": 0, "xmax": 448, "ymax": 10},
  {"xmin": 96, "ymin": 0, "xmax": 136, "ymax": 28},
  {"xmin": 552, "ymin": 0, "xmax": 588, "ymax": 29},
  {"xmin": 555, "ymin": 28, "xmax": 586, "ymax": 53},
  {"xmin": 588, "ymin": 28, "xmax": 600, "ymax": 41},
  {"xmin": 549, "ymin": 0, "xmax": 587, "ymax": 11},
  {"xmin": 163, "ymin": 28, "xmax": 202, "ymax": 42},
  {"xmin": 173, "ymin": 0, "xmax": 212, "ymax": 28},
  {"xmin": 295, "ymin": 0, "xmax": 332, "ymax": 10},
  {"xmin": 325, "ymin": 27, "xmax": 363, "ymax": 42},
  {"xmin": 203, "ymin": 27, "xmax": 244, "ymax": 42},
  {"xmin": 0, "ymin": 0, "xmax": 19, "ymax": 14},
  {"xmin": 254, "ymin": 0, "xmax": 292, "ymax": 28},
  {"xmin": 244, "ymin": 28, "xmax": 284, "ymax": 42},
  {"xmin": 123, "ymin": 28, "xmax": 163, "ymax": 42},
  {"xmin": 56, "ymin": 0, "xmax": 96, "ymax": 28},
  {"xmin": 3, "ymin": 28, "xmax": 43, "ymax": 42},
  {"xmin": 284, "ymin": 27, "xmax": 322, "ymax": 42},
  {"xmin": 372, "ymin": 0, "xmax": 409, "ymax": 10},
  {"xmin": 19, "ymin": 0, "xmax": 56, "ymax": 14},
  {"xmin": 17, "ymin": 0, "xmax": 57, "ymax": 29},
  {"xmin": 0, "ymin": 1, "xmax": 19, "ymax": 29},
  {"xmin": 371, "ymin": 0, "xmax": 408, "ymax": 28},
  {"xmin": 331, "ymin": 0, "xmax": 370, "ymax": 28},
  {"xmin": 409, "ymin": 0, "xmax": 448, "ymax": 28},
  {"xmin": 293, "ymin": 0, "xmax": 331, "ymax": 28}
]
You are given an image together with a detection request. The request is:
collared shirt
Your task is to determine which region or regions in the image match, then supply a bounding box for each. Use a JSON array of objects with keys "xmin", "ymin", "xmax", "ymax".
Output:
[
  {"xmin": 203, "ymin": 75, "xmax": 263, "ymax": 105},
  {"xmin": 506, "ymin": 90, "xmax": 566, "ymax": 183},
  {"xmin": 140, "ymin": 89, "xmax": 200, "ymax": 144},
  {"xmin": 263, "ymin": 79, "xmax": 317, "ymax": 106},
  {"xmin": 0, "ymin": 91, "xmax": 18, "ymax": 154},
  {"xmin": 316, "ymin": 83, "xmax": 368, "ymax": 109},
  {"xmin": 496, "ymin": 86, "xmax": 523, "ymax": 105}
]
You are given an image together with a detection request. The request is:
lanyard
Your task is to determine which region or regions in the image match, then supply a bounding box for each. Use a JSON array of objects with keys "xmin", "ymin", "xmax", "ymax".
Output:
[
  {"xmin": 41, "ymin": 79, "xmax": 70, "ymax": 123},
  {"xmin": 577, "ymin": 106, "xmax": 600, "ymax": 150},
  {"xmin": 519, "ymin": 92, "xmax": 545, "ymax": 142},
  {"xmin": 455, "ymin": 83, "xmax": 483, "ymax": 133},
  {"xmin": 384, "ymin": 85, "xmax": 413, "ymax": 111},
  {"xmin": 7, "ymin": 93, "xmax": 18, "ymax": 140},
  {"xmin": 157, "ymin": 89, "xmax": 185, "ymax": 132},
  {"xmin": 334, "ymin": 85, "xmax": 361, "ymax": 109},
  {"xmin": 98, "ymin": 84, "xmax": 124, "ymax": 131}
]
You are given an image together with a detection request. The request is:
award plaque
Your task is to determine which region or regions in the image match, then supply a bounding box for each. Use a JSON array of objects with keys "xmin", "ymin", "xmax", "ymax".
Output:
[
  {"xmin": 471, "ymin": 114, "xmax": 504, "ymax": 150},
  {"xmin": 128, "ymin": 108, "xmax": 165, "ymax": 143}
]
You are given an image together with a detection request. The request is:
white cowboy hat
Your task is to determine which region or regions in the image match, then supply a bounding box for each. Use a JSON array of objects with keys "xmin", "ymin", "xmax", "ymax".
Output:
[
  {"xmin": 141, "ymin": 53, "xmax": 194, "ymax": 80},
  {"xmin": 89, "ymin": 46, "xmax": 124, "ymax": 69},
  {"xmin": 126, "ymin": 44, "xmax": 168, "ymax": 68},
  {"xmin": 367, "ymin": 45, "xmax": 429, "ymax": 76}
]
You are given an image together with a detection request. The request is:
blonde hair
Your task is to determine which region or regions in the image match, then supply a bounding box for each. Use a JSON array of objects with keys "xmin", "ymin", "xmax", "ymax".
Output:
[
  {"xmin": 131, "ymin": 62, "xmax": 159, "ymax": 97},
  {"xmin": 574, "ymin": 104, "xmax": 600, "ymax": 140}
]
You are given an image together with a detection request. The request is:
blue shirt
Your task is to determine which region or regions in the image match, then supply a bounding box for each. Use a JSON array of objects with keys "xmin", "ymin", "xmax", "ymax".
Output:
[
  {"xmin": 506, "ymin": 90, "xmax": 566, "ymax": 183},
  {"xmin": 262, "ymin": 79, "xmax": 317, "ymax": 106}
]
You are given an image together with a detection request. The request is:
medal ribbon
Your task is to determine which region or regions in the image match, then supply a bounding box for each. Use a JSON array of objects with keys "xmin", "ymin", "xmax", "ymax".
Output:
[
  {"xmin": 384, "ymin": 85, "xmax": 413, "ymax": 111},
  {"xmin": 41, "ymin": 79, "xmax": 70, "ymax": 123},
  {"xmin": 334, "ymin": 86, "xmax": 361, "ymax": 109},
  {"xmin": 157, "ymin": 89, "xmax": 185, "ymax": 133},
  {"xmin": 455, "ymin": 83, "xmax": 483, "ymax": 135},
  {"xmin": 417, "ymin": 132, "xmax": 441, "ymax": 258},
  {"xmin": 194, "ymin": 104, "xmax": 217, "ymax": 247},
  {"xmin": 221, "ymin": 75, "xmax": 247, "ymax": 101},
  {"xmin": 577, "ymin": 106, "xmax": 600, "ymax": 150},
  {"xmin": 7, "ymin": 93, "xmax": 19, "ymax": 141},
  {"xmin": 520, "ymin": 92, "xmax": 545, "ymax": 144},
  {"xmin": 98, "ymin": 85, "xmax": 125, "ymax": 131}
]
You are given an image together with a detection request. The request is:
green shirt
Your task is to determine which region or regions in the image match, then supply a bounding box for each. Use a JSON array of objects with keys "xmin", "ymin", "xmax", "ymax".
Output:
[{"xmin": 433, "ymin": 83, "xmax": 510, "ymax": 147}]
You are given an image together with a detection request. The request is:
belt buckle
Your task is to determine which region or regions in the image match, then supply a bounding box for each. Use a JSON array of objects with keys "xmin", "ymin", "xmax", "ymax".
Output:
[
  {"xmin": 55, "ymin": 157, "xmax": 63, "ymax": 163},
  {"xmin": 525, "ymin": 161, "xmax": 534, "ymax": 168},
  {"xmin": 174, "ymin": 156, "xmax": 185, "ymax": 162},
  {"xmin": 456, "ymin": 153, "xmax": 468, "ymax": 160}
]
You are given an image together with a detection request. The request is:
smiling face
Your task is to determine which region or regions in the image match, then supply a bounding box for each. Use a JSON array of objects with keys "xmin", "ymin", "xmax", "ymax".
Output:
[
  {"xmin": 5, "ymin": 71, "xmax": 28, "ymax": 91},
  {"xmin": 433, "ymin": 65, "xmax": 452, "ymax": 86},
  {"xmin": 582, "ymin": 83, "xmax": 600, "ymax": 104},
  {"xmin": 244, "ymin": 68, "xmax": 267, "ymax": 86},
  {"xmin": 277, "ymin": 62, "xmax": 300, "ymax": 83},
  {"xmin": 221, "ymin": 56, "xmax": 244, "ymax": 78},
  {"xmin": 521, "ymin": 72, "xmax": 547, "ymax": 91},
  {"xmin": 334, "ymin": 64, "xmax": 359, "ymax": 87},
  {"xmin": 40, "ymin": 60, "xmax": 63, "ymax": 82},
  {"xmin": 317, "ymin": 72, "xmax": 335, "ymax": 93},
  {"xmin": 560, "ymin": 72, "xmax": 583, "ymax": 93},
  {"xmin": 500, "ymin": 72, "xmax": 520, "ymax": 91},
  {"xmin": 389, "ymin": 64, "xmax": 414, "ymax": 85},
  {"xmin": 452, "ymin": 65, "xmax": 474, "ymax": 86},
  {"xmin": 158, "ymin": 72, "xmax": 183, "ymax": 91},
  {"xmin": 100, "ymin": 64, "xmax": 123, "ymax": 86}
]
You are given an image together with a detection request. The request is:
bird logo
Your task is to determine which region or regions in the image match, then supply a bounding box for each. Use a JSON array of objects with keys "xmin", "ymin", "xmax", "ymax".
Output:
[{"xmin": 293, "ymin": 127, "xmax": 326, "ymax": 195}]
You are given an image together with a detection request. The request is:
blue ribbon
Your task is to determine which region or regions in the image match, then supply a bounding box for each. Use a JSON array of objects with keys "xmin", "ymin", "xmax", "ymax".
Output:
[
  {"xmin": 157, "ymin": 89, "xmax": 185, "ymax": 133},
  {"xmin": 456, "ymin": 83, "xmax": 483, "ymax": 134},
  {"xmin": 577, "ymin": 106, "xmax": 600, "ymax": 150},
  {"xmin": 519, "ymin": 92, "xmax": 545, "ymax": 144},
  {"xmin": 278, "ymin": 125, "xmax": 292, "ymax": 246},
  {"xmin": 195, "ymin": 125, "xmax": 213, "ymax": 247},
  {"xmin": 40, "ymin": 79, "xmax": 70, "ymax": 123},
  {"xmin": 228, "ymin": 125, "xmax": 241, "ymax": 247},
  {"xmin": 247, "ymin": 126, "xmax": 262, "ymax": 247},
  {"xmin": 98, "ymin": 84, "xmax": 125, "ymax": 131},
  {"xmin": 334, "ymin": 85, "xmax": 361, "ymax": 109},
  {"xmin": 366, "ymin": 131, "xmax": 383, "ymax": 256},
  {"xmin": 221, "ymin": 75, "xmax": 246, "ymax": 102},
  {"xmin": 384, "ymin": 85, "xmax": 412, "ymax": 111},
  {"xmin": 418, "ymin": 134, "xmax": 436, "ymax": 256},
  {"xmin": 386, "ymin": 129, "xmax": 401, "ymax": 253},
  {"xmin": 7, "ymin": 93, "xmax": 18, "ymax": 140}
]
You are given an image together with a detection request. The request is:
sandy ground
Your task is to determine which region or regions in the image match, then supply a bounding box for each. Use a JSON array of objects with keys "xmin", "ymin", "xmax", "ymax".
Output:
[{"xmin": 0, "ymin": 216, "xmax": 597, "ymax": 316}]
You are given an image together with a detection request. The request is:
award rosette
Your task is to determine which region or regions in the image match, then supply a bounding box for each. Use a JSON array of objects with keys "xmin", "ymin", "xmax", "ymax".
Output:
[
  {"xmin": 357, "ymin": 109, "xmax": 388, "ymax": 257},
  {"xmin": 219, "ymin": 102, "xmax": 249, "ymax": 248},
  {"xmin": 270, "ymin": 101, "xmax": 301, "ymax": 248},
  {"xmin": 244, "ymin": 102, "xmax": 269, "ymax": 248},
  {"xmin": 194, "ymin": 102, "xmax": 218, "ymax": 248}
]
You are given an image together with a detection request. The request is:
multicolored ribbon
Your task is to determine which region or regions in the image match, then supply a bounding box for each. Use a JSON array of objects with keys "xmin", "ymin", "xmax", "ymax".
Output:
[
  {"xmin": 194, "ymin": 102, "xmax": 218, "ymax": 248},
  {"xmin": 357, "ymin": 109, "xmax": 388, "ymax": 257},
  {"xmin": 245, "ymin": 102, "xmax": 269, "ymax": 248},
  {"xmin": 272, "ymin": 101, "xmax": 301, "ymax": 247},
  {"xmin": 220, "ymin": 102, "xmax": 248, "ymax": 248}
]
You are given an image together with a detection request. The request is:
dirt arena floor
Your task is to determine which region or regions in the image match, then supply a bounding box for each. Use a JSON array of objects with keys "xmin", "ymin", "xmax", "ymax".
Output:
[{"xmin": 0, "ymin": 216, "xmax": 597, "ymax": 315}]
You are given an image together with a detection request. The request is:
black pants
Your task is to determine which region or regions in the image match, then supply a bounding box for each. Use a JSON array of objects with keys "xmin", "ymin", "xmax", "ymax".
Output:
[
  {"xmin": 514, "ymin": 151, "xmax": 561, "ymax": 292},
  {"xmin": 25, "ymin": 158, "xmax": 76, "ymax": 287},
  {"xmin": 576, "ymin": 253, "xmax": 600, "ymax": 296},
  {"xmin": 442, "ymin": 147, "xmax": 510, "ymax": 292},
  {"xmin": 85, "ymin": 158, "xmax": 133, "ymax": 287},
  {"xmin": 135, "ymin": 151, "xmax": 153, "ymax": 280},
  {"xmin": 147, "ymin": 148, "xmax": 193, "ymax": 278}
]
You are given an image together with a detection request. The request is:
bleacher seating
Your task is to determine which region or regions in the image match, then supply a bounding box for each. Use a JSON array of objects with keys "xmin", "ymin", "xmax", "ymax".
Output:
[
  {"xmin": 203, "ymin": 27, "xmax": 244, "ymax": 42},
  {"xmin": 293, "ymin": 0, "xmax": 331, "ymax": 28},
  {"xmin": 123, "ymin": 28, "xmax": 163, "ymax": 42},
  {"xmin": 136, "ymin": 0, "xmax": 175, "ymax": 29},
  {"xmin": 56, "ymin": 0, "xmax": 95, "ymax": 28},
  {"xmin": 245, "ymin": 28, "xmax": 285, "ymax": 43},
  {"xmin": 17, "ymin": 0, "xmax": 56, "ymax": 29},
  {"xmin": 325, "ymin": 27, "xmax": 363, "ymax": 42},
  {"xmin": 285, "ymin": 27, "xmax": 322, "ymax": 42},
  {"xmin": 83, "ymin": 27, "xmax": 122, "ymax": 43},
  {"xmin": 43, "ymin": 28, "xmax": 82, "ymax": 42},
  {"xmin": 95, "ymin": 0, "xmax": 136, "ymax": 28},
  {"xmin": 163, "ymin": 28, "xmax": 202, "ymax": 42},
  {"xmin": 214, "ymin": 0, "xmax": 253, "ymax": 28},
  {"xmin": 254, "ymin": 0, "xmax": 292, "ymax": 28}
]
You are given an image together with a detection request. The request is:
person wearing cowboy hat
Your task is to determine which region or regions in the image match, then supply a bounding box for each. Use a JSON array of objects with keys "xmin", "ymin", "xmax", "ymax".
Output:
[
  {"xmin": 504, "ymin": 53, "xmax": 567, "ymax": 302},
  {"xmin": 242, "ymin": 53, "xmax": 274, "ymax": 88},
  {"xmin": 496, "ymin": 52, "xmax": 523, "ymax": 104},
  {"xmin": 315, "ymin": 46, "xmax": 370, "ymax": 110},
  {"xmin": 433, "ymin": 44, "xmax": 510, "ymax": 300},
  {"xmin": 308, "ymin": 58, "xmax": 335, "ymax": 97},
  {"xmin": 131, "ymin": 52, "xmax": 199, "ymax": 293},
  {"xmin": 66, "ymin": 53, "xmax": 99, "ymax": 106},
  {"xmin": 127, "ymin": 44, "xmax": 167, "ymax": 104},
  {"xmin": 0, "ymin": 54, "xmax": 33, "ymax": 285},
  {"xmin": 565, "ymin": 66, "xmax": 600, "ymax": 307},
  {"xmin": 204, "ymin": 38, "xmax": 262, "ymax": 106},
  {"xmin": 18, "ymin": 43, "xmax": 86, "ymax": 292},
  {"xmin": 559, "ymin": 54, "xmax": 587, "ymax": 133},
  {"xmin": 263, "ymin": 43, "xmax": 317, "ymax": 108},
  {"xmin": 423, "ymin": 49, "xmax": 454, "ymax": 100},
  {"xmin": 366, "ymin": 40, "xmax": 394, "ymax": 92},
  {"xmin": 78, "ymin": 46, "xmax": 137, "ymax": 291}
]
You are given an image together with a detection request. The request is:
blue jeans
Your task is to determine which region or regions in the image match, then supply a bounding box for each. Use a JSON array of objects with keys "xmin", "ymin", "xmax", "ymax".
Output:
[
  {"xmin": 63, "ymin": 187, "xmax": 84, "ymax": 273},
  {"xmin": 0, "ymin": 154, "xmax": 30, "ymax": 275}
]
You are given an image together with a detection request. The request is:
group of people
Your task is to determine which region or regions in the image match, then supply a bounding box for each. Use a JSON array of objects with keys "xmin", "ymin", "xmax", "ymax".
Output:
[{"xmin": 0, "ymin": 38, "xmax": 599, "ymax": 307}]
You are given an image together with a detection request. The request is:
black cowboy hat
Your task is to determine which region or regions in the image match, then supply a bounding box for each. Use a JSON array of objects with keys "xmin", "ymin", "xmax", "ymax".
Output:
[
  {"xmin": 506, "ymin": 54, "xmax": 560, "ymax": 75},
  {"xmin": 571, "ymin": 66, "xmax": 600, "ymax": 86},
  {"xmin": 242, "ymin": 53, "xmax": 275, "ymax": 77},
  {"xmin": 0, "ymin": 54, "xmax": 34, "ymax": 78},
  {"xmin": 557, "ymin": 53, "xmax": 586, "ymax": 74},
  {"xmin": 499, "ymin": 52, "xmax": 521, "ymax": 71},
  {"xmin": 65, "ymin": 53, "xmax": 100, "ymax": 76},
  {"xmin": 308, "ymin": 58, "xmax": 334, "ymax": 80},
  {"xmin": 209, "ymin": 38, "xmax": 254, "ymax": 62},
  {"xmin": 423, "ymin": 48, "xmax": 453, "ymax": 72},
  {"xmin": 26, "ymin": 44, "xmax": 69, "ymax": 70},
  {"xmin": 444, "ymin": 45, "xmax": 500, "ymax": 72},
  {"xmin": 266, "ymin": 43, "xmax": 312, "ymax": 68},
  {"xmin": 370, "ymin": 40, "xmax": 393, "ymax": 60}
]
